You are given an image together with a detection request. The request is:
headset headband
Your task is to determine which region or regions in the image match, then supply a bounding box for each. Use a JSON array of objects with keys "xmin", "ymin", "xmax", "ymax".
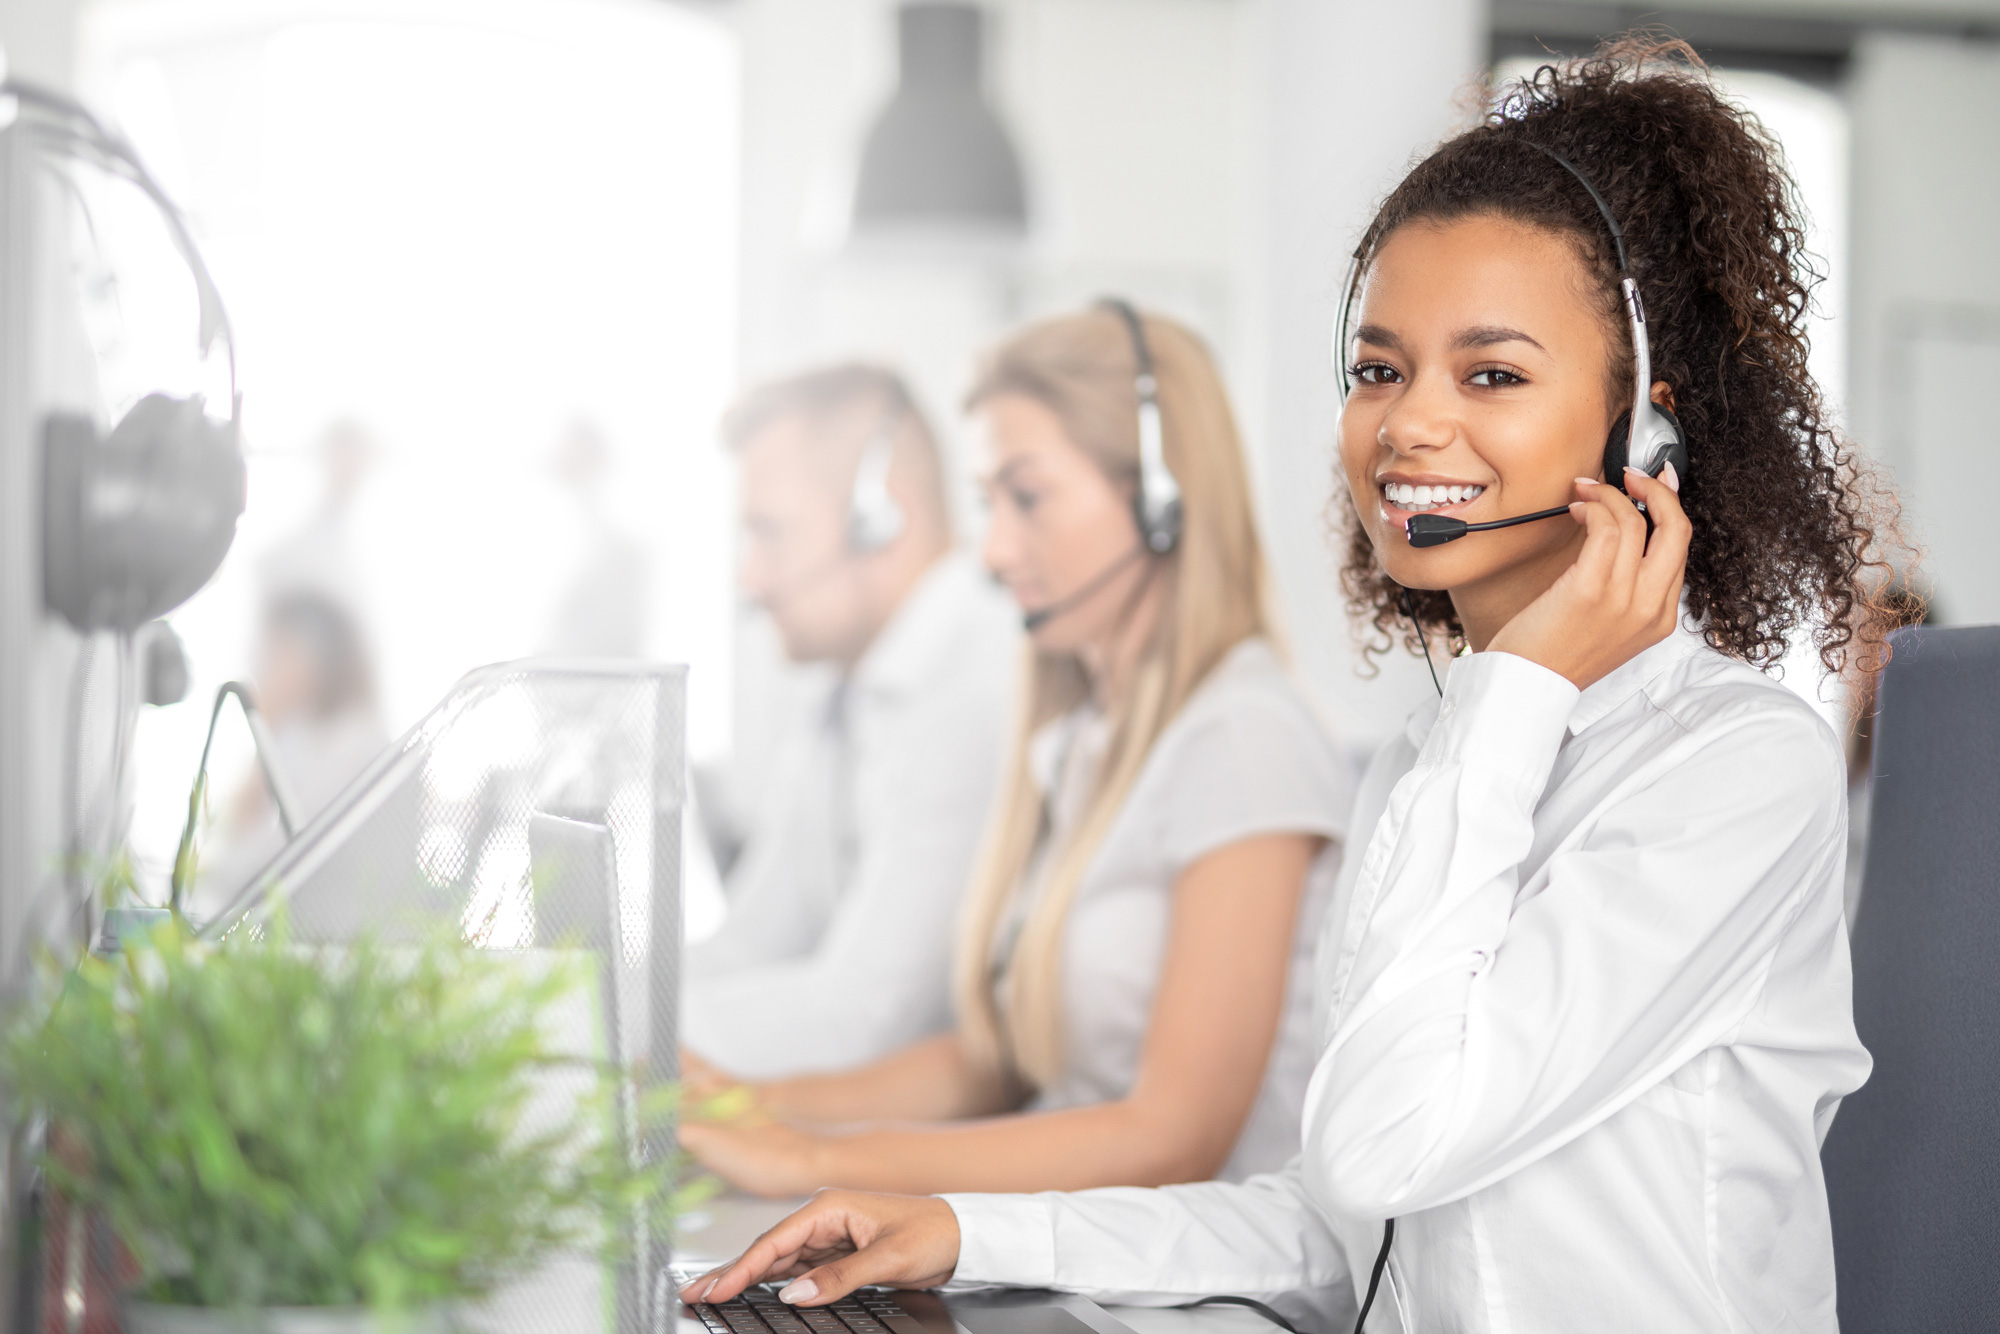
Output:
[
  {"xmin": 1098, "ymin": 297, "xmax": 1182, "ymax": 554},
  {"xmin": 6, "ymin": 80, "xmax": 240, "ymax": 426},
  {"xmin": 1335, "ymin": 142, "xmax": 1666, "ymax": 468},
  {"xmin": 1528, "ymin": 144, "xmax": 1631, "ymax": 273}
]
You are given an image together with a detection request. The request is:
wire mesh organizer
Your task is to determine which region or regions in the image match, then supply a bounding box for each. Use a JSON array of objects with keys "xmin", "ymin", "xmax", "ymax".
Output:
[{"xmin": 206, "ymin": 660, "xmax": 687, "ymax": 1334}]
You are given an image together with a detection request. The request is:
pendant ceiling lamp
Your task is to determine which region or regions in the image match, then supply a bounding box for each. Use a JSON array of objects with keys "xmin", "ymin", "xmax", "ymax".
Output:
[{"xmin": 850, "ymin": 3, "xmax": 1027, "ymax": 244}]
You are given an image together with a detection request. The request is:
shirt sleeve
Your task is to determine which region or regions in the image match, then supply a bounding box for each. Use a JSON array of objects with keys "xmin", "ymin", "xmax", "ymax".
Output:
[
  {"xmin": 683, "ymin": 685, "xmax": 1006, "ymax": 1080},
  {"xmin": 942, "ymin": 1157, "xmax": 1353, "ymax": 1316},
  {"xmin": 1305, "ymin": 649, "xmax": 1847, "ymax": 1220},
  {"xmin": 1151, "ymin": 676, "xmax": 1352, "ymax": 872}
]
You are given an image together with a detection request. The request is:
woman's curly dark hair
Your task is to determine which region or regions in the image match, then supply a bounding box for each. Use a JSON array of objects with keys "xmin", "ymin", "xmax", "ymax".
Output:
[{"xmin": 1340, "ymin": 37, "xmax": 1910, "ymax": 675}]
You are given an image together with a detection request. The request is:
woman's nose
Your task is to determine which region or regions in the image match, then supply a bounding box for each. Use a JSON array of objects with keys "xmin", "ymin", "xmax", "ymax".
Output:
[
  {"xmin": 1378, "ymin": 372, "xmax": 1459, "ymax": 456},
  {"xmin": 982, "ymin": 504, "xmax": 1021, "ymax": 578}
]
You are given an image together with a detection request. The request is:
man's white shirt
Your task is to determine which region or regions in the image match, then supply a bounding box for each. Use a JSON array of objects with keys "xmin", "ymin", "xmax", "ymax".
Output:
[
  {"xmin": 685, "ymin": 553, "xmax": 1018, "ymax": 1079},
  {"xmin": 944, "ymin": 622, "xmax": 1870, "ymax": 1333}
]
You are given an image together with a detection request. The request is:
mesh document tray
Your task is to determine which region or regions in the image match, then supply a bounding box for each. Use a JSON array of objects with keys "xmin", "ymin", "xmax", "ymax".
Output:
[{"xmin": 207, "ymin": 660, "xmax": 686, "ymax": 1334}]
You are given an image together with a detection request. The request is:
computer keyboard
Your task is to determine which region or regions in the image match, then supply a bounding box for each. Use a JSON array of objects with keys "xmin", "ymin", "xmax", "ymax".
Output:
[{"xmin": 688, "ymin": 1285, "xmax": 929, "ymax": 1334}]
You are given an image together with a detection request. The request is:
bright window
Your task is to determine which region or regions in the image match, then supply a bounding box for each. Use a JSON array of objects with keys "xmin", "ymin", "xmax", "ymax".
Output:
[{"xmin": 83, "ymin": 0, "xmax": 740, "ymax": 896}]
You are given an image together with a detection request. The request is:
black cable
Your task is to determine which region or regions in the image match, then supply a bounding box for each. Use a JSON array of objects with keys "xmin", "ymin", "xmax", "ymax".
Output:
[
  {"xmin": 1398, "ymin": 590, "xmax": 1443, "ymax": 698},
  {"xmin": 1350, "ymin": 1219, "xmax": 1395, "ymax": 1334},
  {"xmin": 1175, "ymin": 1296, "xmax": 1302, "ymax": 1334}
]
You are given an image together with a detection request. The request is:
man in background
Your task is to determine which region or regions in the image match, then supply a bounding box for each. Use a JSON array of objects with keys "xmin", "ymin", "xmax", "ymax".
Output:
[{"xmin": 685, "ymin": 364, "xmax": 1017, "ymax": 1079}]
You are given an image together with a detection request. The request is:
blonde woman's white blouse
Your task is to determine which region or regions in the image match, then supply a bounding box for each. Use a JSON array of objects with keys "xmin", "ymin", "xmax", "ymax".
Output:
[
  {"xmin": 946, "ymin": 623, "xmax": 1870, "ymax": 1333},
  {"xmin": 994, "ymin": 637, "xmax": 1354, "ymax": 1182}
]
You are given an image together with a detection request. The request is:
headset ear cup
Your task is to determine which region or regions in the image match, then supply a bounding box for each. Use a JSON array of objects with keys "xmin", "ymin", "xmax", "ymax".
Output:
[
  {"xmin": 847, "ymin": 490, "xmax": 905, "ymax": 554},
  {"xmin": 42, "ymin": 394, "xmax": 245, "ymax": 632},
  {"xmin": 1652, "ymin": 404, "xmax": 1690, "ymax": 487},
  {"xmin": 1602, "ymin": 410, "xmax": 1634, "ymax": 488},
  {"xmin": 1136, "ymin": 494, "xmax": 1183, "ymax": 555},
  {"xmin": 1607, "ymin": 405, "xmax": 1690, "ymax": 494}
]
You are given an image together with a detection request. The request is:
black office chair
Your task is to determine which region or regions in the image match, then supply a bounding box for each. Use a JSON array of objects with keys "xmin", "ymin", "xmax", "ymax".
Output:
[{"xmin": 1822, "ymin": 624, "xmax": 2000, "ymax": 1333}]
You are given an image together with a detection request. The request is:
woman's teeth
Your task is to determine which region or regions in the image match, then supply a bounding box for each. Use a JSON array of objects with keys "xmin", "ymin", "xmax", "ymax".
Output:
[{"xmin": 1385, "ymin": 482, "xmax": 1484, "ymax": 511}]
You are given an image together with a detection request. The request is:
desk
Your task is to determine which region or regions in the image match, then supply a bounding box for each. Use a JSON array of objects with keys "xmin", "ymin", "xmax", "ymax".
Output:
[{"xmin": 676, "ymin": 1195, "xmax": 1281, "ymax": 1334}]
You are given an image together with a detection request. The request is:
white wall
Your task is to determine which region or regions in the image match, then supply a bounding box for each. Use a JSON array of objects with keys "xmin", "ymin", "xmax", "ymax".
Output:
[
  {"xmin": 1847, "ymin": 32, "xmax": 2000, "ymax": 625},
  {"xmin": 0, "ymin": 0, "xmax": 76, "ymax": 87}
]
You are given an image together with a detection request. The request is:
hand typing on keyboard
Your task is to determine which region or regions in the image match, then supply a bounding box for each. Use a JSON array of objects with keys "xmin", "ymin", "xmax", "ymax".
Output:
[
  {"xmin": 688, "ymin": 1285, "xmax": 930, "ymax": 1334},
  {"xmin": 677, "ymin": 1190, "xmax": 960, "ymax": 1307}
]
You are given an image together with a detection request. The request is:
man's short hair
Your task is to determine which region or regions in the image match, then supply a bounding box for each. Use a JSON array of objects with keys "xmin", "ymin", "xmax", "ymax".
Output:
[{"xmin": 720, "ymin": 363, "xmax": 949, "ymax": 530}]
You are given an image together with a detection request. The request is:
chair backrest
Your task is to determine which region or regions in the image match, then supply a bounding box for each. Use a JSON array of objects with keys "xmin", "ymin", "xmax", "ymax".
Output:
[{"xmin": 1823, "ymin": 624, "xmax": 2000, "ymax": 1333}]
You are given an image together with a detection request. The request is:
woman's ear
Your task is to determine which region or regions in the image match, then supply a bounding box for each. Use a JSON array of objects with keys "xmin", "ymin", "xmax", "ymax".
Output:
[{"xmin": 1650, "ymin": 380, "xmax": 1677, "ymax": 413}]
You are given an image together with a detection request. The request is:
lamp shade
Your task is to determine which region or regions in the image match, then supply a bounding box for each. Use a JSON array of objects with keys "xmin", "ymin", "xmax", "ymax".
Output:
[{"xmin": 851, "ymin": 3, "xmax": 1027, "ymax": 240}]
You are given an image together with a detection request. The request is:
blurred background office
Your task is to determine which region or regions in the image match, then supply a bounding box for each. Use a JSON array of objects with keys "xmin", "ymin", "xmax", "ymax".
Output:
[{"xmin": 2, "ymin": 0, "xmax": 1993, "ymax": 920}]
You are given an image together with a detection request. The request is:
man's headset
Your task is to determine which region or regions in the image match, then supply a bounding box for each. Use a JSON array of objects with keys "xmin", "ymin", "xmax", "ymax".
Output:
[
  {"xmin": 1334, "ymin": 143, "xmax": 1689, "ymax": 549},
  {"xmin": 749, "ymin": 393, "xmax": 909, "ymax": 618},
  {"xmin": 845, "ymin": 399, "xmax": 907, "ymax": 554},
  {"xmin": 7, "ymin": 80, "xmax": 247, "ymax": 633},
  {"xmin": 1019, "ymin": 298, "xmax": 1182, "ymax": 633}
]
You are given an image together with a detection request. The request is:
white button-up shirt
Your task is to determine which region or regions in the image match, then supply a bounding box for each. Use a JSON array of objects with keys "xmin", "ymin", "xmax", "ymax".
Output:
[
  {"xmin": 686, "ymin": 553, "xmax": 1019, "ymax": 1079},
  {"xmin": 945, "ymin": 623, "xmax": 1870, "ymax": 1332}
]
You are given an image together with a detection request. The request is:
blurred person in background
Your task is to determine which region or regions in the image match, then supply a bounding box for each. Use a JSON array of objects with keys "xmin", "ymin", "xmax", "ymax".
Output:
[
  {"xmin": 539, "ymin": 418, "xmax": 652, "ymax": 659},
  {"xmin": 680, "ymin": 306, "xmax": 1351, "ymax": 1197},
  {"xmin": 194, "ymin": 591, "xmax": 389, "ymax": 912},
  {"xmin": 683, "ymin": 365, "xmax": 1017, "ymax": 1080},
  {"xmin": 258, "ymin": 418, "xmax": 377, "ymax": 629}
]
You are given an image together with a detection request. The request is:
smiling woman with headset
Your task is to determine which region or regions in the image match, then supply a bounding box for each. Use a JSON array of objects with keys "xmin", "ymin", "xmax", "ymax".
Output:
[
  {"xmin": 681, "ymin": 40, "xmax": 1909, "ymax": 1334},
  {"xmin": 679, "ymin": 302, "xmax": 1354, "ymax": 1198}
]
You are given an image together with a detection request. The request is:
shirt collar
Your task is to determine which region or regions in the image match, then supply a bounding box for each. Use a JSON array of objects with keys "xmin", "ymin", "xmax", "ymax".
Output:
[
  {"xmin": 1397, "ymin": 608, "xmax": 1709, "ymax": 747},
  {"xmin": 850, "ymin": 551, "xmax": 999, "ymax": 698}
]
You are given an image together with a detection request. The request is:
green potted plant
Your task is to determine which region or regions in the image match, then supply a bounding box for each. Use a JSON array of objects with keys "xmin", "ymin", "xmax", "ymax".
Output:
[{"xmin": 4, "ymin": 916, "xmax": 702, "ymax": 1333}]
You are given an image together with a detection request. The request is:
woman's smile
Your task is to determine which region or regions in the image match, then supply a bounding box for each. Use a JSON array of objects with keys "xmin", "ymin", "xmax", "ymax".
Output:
[{"xmin": 1377, "ymin": 473, "xmax": 1491, "ymax": 526}]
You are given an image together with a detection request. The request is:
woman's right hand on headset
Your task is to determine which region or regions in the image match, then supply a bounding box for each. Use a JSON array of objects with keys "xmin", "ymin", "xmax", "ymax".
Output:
[{"xmin": 1488, "ymin": 465, "xmax": 1689, "ymax": 691}]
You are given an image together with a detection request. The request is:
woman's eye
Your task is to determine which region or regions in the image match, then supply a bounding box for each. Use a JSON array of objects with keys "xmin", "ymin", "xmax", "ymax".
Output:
[
  {"xmin": 1009, "ymin": 486, "xmax": 1041, "ymax": 514},
  {"xmin": 1468, "ymin": 366, "xmax": 1527, "ymax": 387},
  {"xmin": 1350, "ymin": 362, "xmax": 1400, "ymax": 385}
]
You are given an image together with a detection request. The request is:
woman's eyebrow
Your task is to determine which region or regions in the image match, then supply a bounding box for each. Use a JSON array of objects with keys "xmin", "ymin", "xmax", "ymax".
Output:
[
  {"xmin": 989, "ymin": 457, "xmax": 1031, "ymax": 487},
  {"xmin": 1353, "ymin": 323, "xmax": 1403, "ymax": 351},
  {"xmin": 1453, "ymin": 325, "xmax": 1547, "ymax": 352}
]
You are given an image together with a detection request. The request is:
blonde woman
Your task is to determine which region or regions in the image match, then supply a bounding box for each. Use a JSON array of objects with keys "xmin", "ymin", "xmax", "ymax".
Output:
[{"xmin": 680, "ymin": 303, "xmax": 1351, "ymax": 1196}]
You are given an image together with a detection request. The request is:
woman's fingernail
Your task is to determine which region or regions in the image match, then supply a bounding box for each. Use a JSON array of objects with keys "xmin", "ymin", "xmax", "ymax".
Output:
[
  {"xmin": 779, "ymin": 1279, "xmax": 819, "ymax": 1305},
  {"xmin": 1662, "ymin": 461, "xmax": 1681, "ymax": 493},
  {"xmin": 1574, "ymin": 477, "xmax": 1598, "ymax": 486}
]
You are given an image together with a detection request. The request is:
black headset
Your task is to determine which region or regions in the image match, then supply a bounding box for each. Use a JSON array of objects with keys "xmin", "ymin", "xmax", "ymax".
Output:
[
  {"xmin": 1015, "ymin": 301, "xmax": 1181, "ymax": 633},
  {"xmin": 1334, "ymin": 144, "xmax": 1690, "ymax": 549},
  {"xmin": 1100, "ymin": 297, "xmax": 1183, "ymax": 555},
  {"xmin": 8, "ymin": 80, "xmax": 246, "ymax": 634}
]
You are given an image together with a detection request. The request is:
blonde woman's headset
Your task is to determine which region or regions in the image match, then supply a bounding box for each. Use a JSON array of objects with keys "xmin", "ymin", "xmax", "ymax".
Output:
[{"xmin": 1017, "ymin": 298, "xmax": 1182, "ymax": 633}]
